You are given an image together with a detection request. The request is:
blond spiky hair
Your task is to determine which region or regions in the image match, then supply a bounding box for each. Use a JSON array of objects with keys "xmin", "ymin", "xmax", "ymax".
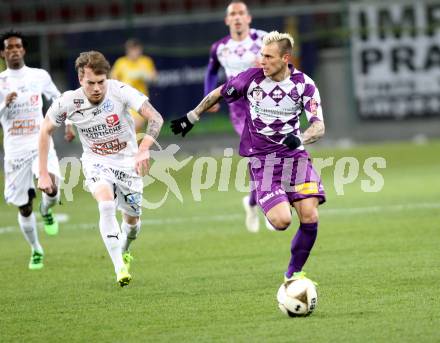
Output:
[{"xmin": 262, "ymin": 31, "xmax": 295, "ymax": 55}]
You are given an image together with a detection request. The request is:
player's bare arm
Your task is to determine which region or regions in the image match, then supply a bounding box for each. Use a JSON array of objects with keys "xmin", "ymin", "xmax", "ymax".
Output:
[
  {"xmin": 170, "ymin": 86, "xmax": 223, "ymax": 137},
  {"xmin": 38, "ymin": 116, "xmax": 57, "ymax": 193},
  {"xmin": 302, "ymin": 120, "xmax": 325, "ymax": 145},
  {"xmin": 193, "ymin": 86, "xmax": 223, "ymax": 118},
  {"xmin": 135, "ymin": 99, "xmax": 164, "ymax": 176},
  {"xmin": 138, "ymin": 99, "xmax": 164, "ymax": 140}
]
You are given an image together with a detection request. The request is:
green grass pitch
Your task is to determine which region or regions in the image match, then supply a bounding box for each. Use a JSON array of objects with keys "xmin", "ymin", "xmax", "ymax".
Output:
[{"xmin": 0, "ymin": 140, "xmax": 439, "ymax": 342}]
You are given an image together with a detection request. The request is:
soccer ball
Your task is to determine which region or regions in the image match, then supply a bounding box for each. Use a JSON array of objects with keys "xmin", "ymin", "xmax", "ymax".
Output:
[{"xmin": 276, "ymin": 278, "xmax": 318, "ymax": 317}]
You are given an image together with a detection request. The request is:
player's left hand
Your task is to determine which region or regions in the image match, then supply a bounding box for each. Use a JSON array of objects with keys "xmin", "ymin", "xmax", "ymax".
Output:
[
  {"xmin": 170, "ymin": 116, "xmax": 194, "ymax": 137},
  {"xmin": 64, "ymin": 124, "xmax": 76, "ymax": 142},
  {"xmin": 135, "ymin": 148, "xmax": 150, "ymax": 176},
  {"xmin": 282, "ymin": 133, "xmax": 303, "ymax": 150}
]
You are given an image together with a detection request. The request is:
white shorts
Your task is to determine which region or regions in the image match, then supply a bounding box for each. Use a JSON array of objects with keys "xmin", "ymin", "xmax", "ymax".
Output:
[
  {"xmin": 82, "ymin": 160, "xmax": 143, "ymax": 217},
  {"xmin": 4, "ymin": 149, "xmax": 61, "ymax": 207}
]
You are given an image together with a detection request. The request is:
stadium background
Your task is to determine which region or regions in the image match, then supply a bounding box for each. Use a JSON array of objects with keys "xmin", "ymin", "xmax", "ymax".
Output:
[
  {"xmin": 0, "ymin": 1, "xmax": 439, "ymax": 342},
  {"xmin": 2, "ymin": 0, "xmax": 439, "ymax": 145}
]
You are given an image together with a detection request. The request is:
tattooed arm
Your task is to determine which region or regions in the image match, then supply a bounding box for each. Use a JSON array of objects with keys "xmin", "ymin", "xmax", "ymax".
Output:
[
  {"xmin": 170, "ymin": 86, "xmax": 223, "ymax": 137},
  {"xmin": 138, "ymin": 99, "xmax": 164, "ymax": 141},
  {"xmin": 301, "ymin": 120, "xmax": 325, "ymax": 145},
  {"xmin": 135, "ymin": 99, "xmax": 164, "ymax": 176},
  {"xmin": 190, "ymin": 86, "xmax": 223, "ymax": 120},
  {"xmin": 283, "ymin": 120, "xmax": 325, "ymax": 150}
]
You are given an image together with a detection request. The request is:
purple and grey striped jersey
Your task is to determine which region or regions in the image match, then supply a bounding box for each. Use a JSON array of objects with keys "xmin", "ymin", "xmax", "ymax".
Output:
[
  {"xmin": 220, "ymin": 66, "xmax": 324, "ymax": 158},
  {"xmin": 204, "ymin": 28, "xmax": 266, "ymax": 95}
]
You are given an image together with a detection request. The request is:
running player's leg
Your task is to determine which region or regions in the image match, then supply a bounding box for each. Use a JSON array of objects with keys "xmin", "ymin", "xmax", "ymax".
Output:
[
  {"xmin": 116, "ymin": 180, "xmax": 143, "ymax": 272},
  {"xmin": 83, "ymin": 162, "xmax": 132, "ymax": 286},
  {"xmin": 265, "ymin": 201, "xmax": 292, "ymax": 230},
  {"xmin": 34, "ymin": 148, "xmax": 62, "ymax": 235},
  {"xmin": 254, "ymin": 181, "xmax": 292, "ymax": 231},
  {"xmin": 249, "ymin": 155, "xmax": 291, "ymax": 231},
  {"xmin": 121, "ymin": 214, "xmax": 140, "ymax": 254},
  {"xmin": 242, "ymin": 194, "xmax": 259, "ymax": 232},
  {"xmin": 93, "ymin": 183, "xmax": 125, "ymax": 275},
  {"xmin": 40, "ymin": 173, "xmax": 59, "ymax": 214},
  {"xmin": 120, "ymin": 213, "xmax": 140, "ymax": 271},
  {"xmin": 284, "ymin": 153, "xmax": 326, "ymax": 280},
  {"xmin": 4, "ymin": 157, "xmax": 44, "ymax": 269},
  {"xmin": 18, "ymin": 189, "xmax": 44, "ymax": 270},
  {"xmin": 243, "ymin": 161, "xmax": 259, "ymax": 232},
  {"xmin": 245, "ymin": 167, "xmax": 259, "ymax": 232},
  {"xmin": 39, "ymin": 173, "xmax": 60, "ymax": 235},
  {"xmin": 285, "ymin": 197, "xmax": 319, "ymax": 280}
]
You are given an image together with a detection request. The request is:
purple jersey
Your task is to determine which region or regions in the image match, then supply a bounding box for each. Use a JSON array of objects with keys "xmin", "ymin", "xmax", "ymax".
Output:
[
  {"xmin": 204, "ymin": 29, "xmax": 266, "ymax": 136},
  {"xmin": 205, "ymin": 28, "xmax": 266, "ymax": 90},
  {"xmin": 220, "ymin": 66, "xmax": 323, "ymax": 158}
]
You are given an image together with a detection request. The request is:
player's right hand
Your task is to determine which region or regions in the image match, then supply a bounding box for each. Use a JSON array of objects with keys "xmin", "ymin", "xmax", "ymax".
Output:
[
  {"xmin": 38, "ymin": 173, "xmax": 54, "ymax": 194},
  {"xmin": 135, "ymin": 148, "xmax": 150, "ymax": 176},
  {"xmin": 170, "ymin": 116, "xmax": 194, "ymax": 137},
  {"xmin": 5, "ymin": 92, "xmax": 18, "ymax": 107}
]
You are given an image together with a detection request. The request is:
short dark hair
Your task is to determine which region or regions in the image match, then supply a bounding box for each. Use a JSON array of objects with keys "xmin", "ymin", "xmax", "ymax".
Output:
[
  {"xmin": 1, "ymin": 30, "xmax": 27, "ymax": 50},
  {"xmin": 75, "ymin": 51, "xmax": 111, "ymax": 77}
]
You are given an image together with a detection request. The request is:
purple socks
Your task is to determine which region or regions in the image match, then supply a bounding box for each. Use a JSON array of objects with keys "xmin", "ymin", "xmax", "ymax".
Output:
[
  {"xmin": 286, "ymin": 222, "xmax": 318, "ymax": 278},
  {"xmin": 248, "ymin": 189, "xmax": 257, "ymax": 207}
]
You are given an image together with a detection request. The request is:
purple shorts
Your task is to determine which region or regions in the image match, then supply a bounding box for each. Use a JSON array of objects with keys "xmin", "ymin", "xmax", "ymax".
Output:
[
  {"xmin": 228, "ymin": 98, "xmax": 248, "ymax": 136},
  {"xmin": 248, "ymin": 150, "xmax": 326, "ymax": 214}
]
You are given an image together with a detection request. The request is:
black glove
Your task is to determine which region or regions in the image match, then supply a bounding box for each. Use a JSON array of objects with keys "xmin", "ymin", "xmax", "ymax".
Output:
[
  {"xmin": 171, "ymin": 116, "xmax": 194, "ymax": 137},
  {"xmin": 282, "ymin": 133, "xmax": 303, "ymax": 150}
]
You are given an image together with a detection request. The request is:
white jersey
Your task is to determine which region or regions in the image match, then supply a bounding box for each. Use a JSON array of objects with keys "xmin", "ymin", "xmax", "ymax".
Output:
[
  {"xmin": 209, "ymin": 28, "xmax": 266, "ymax": 78},
  {"xmin": 0, "ymin": 66, "xmax": 60, "ymax": 160},
  {"xmin": 47, "ymin": 80, "xmax": 147, "ymax": 169}
]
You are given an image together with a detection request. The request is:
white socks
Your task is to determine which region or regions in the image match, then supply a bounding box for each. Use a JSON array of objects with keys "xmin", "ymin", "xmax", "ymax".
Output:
[
  {"xmin": 41, "ymin": 190, "xmax": 59, "ymax": 216},
  {"xmin": 98, "ymin": 201, "xmax": 124, "ymax": 273},
  {"xmin": 121, "ymin": 220, "xmax": 141, "ymax": 253},
  {"xmin": 18, "ymin": 213, "xmax": 43, "ymax": 253}
]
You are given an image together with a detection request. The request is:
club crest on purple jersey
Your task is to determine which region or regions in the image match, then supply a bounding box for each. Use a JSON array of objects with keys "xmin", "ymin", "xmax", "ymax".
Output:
[
  {"xmin": 252, "ymin": 86, "xmax": 265, "ymax": 101},
  {"xmin": 290, "ymin": 88, "xmax": 300, "ymax": 102}
]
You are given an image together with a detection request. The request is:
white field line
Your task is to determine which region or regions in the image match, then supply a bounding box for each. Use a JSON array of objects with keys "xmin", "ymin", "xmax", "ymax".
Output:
[{"xmin": 0, "ymin": 202, "xmax": 439, "ymax": 234}]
